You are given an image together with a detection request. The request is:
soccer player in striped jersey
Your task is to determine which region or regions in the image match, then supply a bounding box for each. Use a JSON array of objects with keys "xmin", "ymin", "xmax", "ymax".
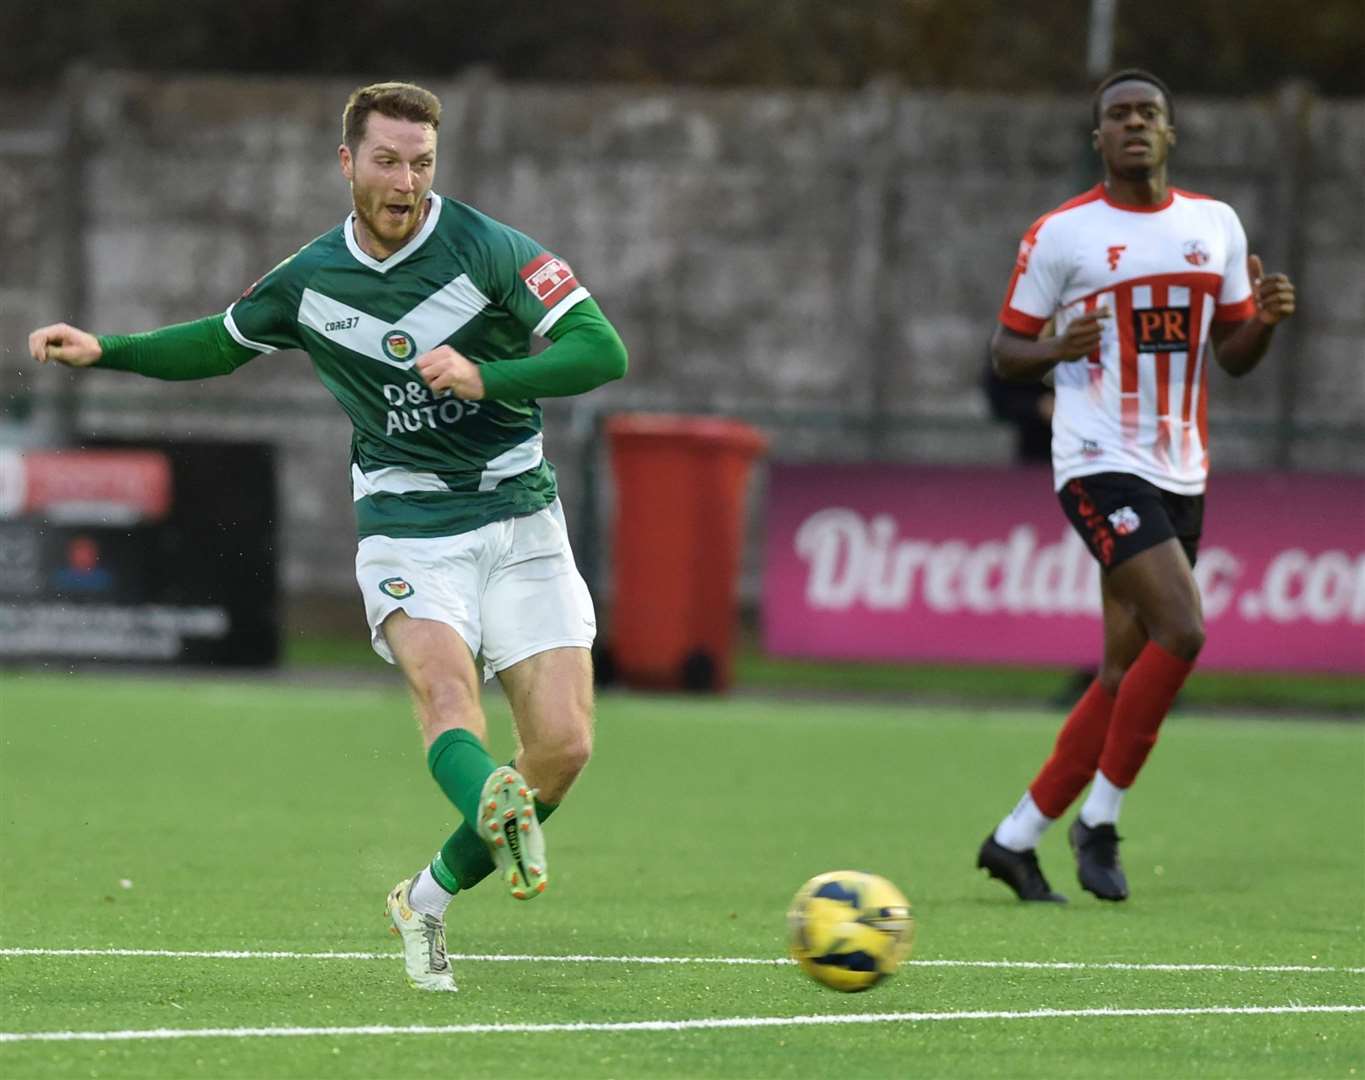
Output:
[
  {"xmin": 977, "ymin": 70, "xmax": 1296, "ymax": 903},
  {"xmin": 29, "ymin": 82, "xmax": 628, "ymax": 989}
]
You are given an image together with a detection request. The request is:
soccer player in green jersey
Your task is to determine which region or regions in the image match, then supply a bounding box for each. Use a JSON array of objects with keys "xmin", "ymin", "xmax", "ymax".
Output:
[{"xmin": 28, "ymin": 82, "xmax": 628, "ymax": 992}]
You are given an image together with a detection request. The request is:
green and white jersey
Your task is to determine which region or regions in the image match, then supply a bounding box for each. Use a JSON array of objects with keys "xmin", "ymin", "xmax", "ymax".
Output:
[{"xmin": 223, "ymin": 193, "xmax": 591, "ymax": 539}]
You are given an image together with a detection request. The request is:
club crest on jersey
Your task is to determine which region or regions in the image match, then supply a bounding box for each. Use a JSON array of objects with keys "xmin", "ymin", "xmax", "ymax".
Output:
[
  {"xmin": 1183, "ymin": 239, "xmax": 1211, "ymax": 266},
  {"xmin": 379, "ymin": 576, "xmax": 414, "ymax": 599},
  {"xmin": 1107, "ymin": 506, "xmax": 1141, "ymax": 536},
  {"xmin": 520, "ymin": 252, "xmax": 578, "ymax": 307},
  {"xmin": 381, "ymin": 330, "xmax": 416, "ymax": 363}
]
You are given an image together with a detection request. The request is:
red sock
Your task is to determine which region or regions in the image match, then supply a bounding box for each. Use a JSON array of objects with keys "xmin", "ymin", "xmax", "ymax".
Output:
[
  {"xmin": 1028, "ymin": 679, "xmax": 1116, "ymax": 819},
  {"xmin": 1098, "ymin": 640, "xmax": 1195, "ymax": 787}
]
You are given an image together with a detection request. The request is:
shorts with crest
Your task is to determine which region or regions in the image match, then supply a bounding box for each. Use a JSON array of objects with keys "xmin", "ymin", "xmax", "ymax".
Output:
[
  {"xmin": 1057, "ymin": 472, "xmax": 1203, "ymax": 571},
  {"xmin": 355, "ymin": 499, "xmax": 595, "ymax": 678}
]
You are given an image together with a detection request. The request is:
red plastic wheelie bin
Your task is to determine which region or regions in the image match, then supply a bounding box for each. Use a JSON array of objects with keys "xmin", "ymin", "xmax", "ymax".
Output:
[{"xmin": 605, "ymin": 413, "xmax": 767, "ymax": 691}]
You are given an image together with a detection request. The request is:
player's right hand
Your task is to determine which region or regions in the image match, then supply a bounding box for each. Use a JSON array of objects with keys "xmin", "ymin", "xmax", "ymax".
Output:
[
  {"xmin": 1051, "ymin": 307, "xmax": 1111, "ymax": 361},
  {"xmin": 28, "ymin": 323, "xmax": 102, "ymax": 367}
]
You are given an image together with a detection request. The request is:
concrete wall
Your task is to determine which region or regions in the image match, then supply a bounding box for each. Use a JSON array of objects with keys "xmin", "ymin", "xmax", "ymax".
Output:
[{"xmin": 4, "ymin": 72, "xmax": 1362, "ymax": 607}]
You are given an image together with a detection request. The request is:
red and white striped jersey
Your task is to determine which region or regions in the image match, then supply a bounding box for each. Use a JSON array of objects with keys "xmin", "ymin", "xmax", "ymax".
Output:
[{"xmin": 999, "ymin": 184, "xmax": 1257, "ymax": 495}]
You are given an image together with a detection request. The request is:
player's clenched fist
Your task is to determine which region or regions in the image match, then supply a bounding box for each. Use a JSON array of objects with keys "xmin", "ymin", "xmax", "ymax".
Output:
[
  {"xmin": 28, "ymin": 323, "xmax": 103, "ymax": 367},
  {"xmin": 414, "ymin": 344, "xmax": 485, "ymax": 400},
  {"xmin": 1052, "ymin": 307, "xmax": 1111, "ymax": 362},
  {"xmin": 1247, "ymin": 254, "xmax": 1295, "ymax": 326}
]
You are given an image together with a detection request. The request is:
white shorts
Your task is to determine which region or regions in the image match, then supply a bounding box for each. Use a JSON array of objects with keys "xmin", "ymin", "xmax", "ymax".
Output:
[{"xmin": 355, "ymin": 499, "xmax": 596, "ymax": 677}]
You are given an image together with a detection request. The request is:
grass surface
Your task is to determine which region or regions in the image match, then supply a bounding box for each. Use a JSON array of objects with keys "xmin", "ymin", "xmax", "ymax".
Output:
[
  {"xmin": 1, "ymin": 671, "xmax": 1362, "ymax": 1078},
  {"xmin": 283, "ymin": 630, "xmax": 1365, "ymax": 714}
]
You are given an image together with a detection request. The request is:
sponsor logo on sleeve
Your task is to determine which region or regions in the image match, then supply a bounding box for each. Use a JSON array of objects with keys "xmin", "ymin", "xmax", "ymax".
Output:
[
  {"xmin": 1106, "ymin": 244, "xmax": 1127, "ymax": 270},
  {"xmin": 1183, "ymin": 239, "xmax": 1211, "ymax": 266},
  {"xmin": 519, "ymin": 252, "xmax": 579, "ymax": 307},
  {"xmin": 1015, "ymin": 238, "xmax": 1033, "ymax": 274},
  {"xmin": 379, "ymin": 576, "xmax": 414, "ymax": 599}
]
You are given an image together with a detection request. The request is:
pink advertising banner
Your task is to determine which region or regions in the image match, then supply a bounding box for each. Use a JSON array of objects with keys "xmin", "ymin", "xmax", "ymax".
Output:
[{"xmin": 762, "ymin": 464, "xmax": 1365, "ymax": 673}]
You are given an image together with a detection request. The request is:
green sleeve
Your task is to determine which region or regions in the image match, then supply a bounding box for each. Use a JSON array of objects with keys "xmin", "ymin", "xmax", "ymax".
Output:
[
  {"xmin": 96, "ymin": 315, "xmax": 260, "ymax": 380},
  {"xmin": 477, "ymin": 298, "xmax": 628, "ymax": 401}
]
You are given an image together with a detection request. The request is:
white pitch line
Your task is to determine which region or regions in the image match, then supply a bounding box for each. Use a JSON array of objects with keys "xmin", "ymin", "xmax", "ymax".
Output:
[
  {"xmin": 1, "ymin": 1004, "xmax": 1362, "ymax": 1045},
  {"xmin": 914, "ymin": 959, "xmax": 1365, "ymax": 975},
  {"xmin": 0, "ymin": 948, "xmax": 1361, "ymax": 975}
]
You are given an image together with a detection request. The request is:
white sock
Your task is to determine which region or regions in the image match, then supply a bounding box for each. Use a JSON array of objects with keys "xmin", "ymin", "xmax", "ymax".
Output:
[
  {"xmin": 407, "ymin": 864, "xmax": 455, "ymax": 918},
  {"xmin": 992, "ymin": 792, "xmax": 1054, "ymax": 852},
  {"xmin": 1079, "ymin": 770, "xmax": 1126, "ymax": 827}
]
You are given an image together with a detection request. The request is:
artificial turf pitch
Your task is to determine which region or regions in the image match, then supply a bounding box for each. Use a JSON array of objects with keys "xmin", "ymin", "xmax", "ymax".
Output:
[{"xmin": 1, "ymin": 671, "xmax": 1361, "ymax": 1078}]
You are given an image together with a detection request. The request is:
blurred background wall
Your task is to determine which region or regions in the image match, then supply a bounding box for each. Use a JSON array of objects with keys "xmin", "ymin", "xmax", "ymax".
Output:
[{"xmin": 2, "ymin": 0, "xmax": 1362, "ymax": 634}]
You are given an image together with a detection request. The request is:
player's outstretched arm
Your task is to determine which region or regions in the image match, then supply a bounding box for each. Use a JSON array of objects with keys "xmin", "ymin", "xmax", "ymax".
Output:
[
  {"xmin": 29, "ymin": 323, "xmax": 102, "ymax": 367},
  {"xmin": 1211, "ymin": 254, "xmax": 1296, "ymax": 378},
  {"xmin": 29, "ymin": 315, "xmax": 259, "ymax": 381}
]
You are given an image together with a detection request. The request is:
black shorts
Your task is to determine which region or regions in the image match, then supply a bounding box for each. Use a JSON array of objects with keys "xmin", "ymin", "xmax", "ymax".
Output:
[{"xmin": 1058, "ymin": 472, "xmax": 1203, "ymax": 571}]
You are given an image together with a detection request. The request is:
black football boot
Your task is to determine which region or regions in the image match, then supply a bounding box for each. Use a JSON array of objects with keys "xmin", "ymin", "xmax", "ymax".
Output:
[
  {"xmin": 1068, "ymin": 818, "xmax": 1130, "ymax": 901},
  {"xmin": 977, "ymin": 834, "xmax": 1068, "ymax": 903}
]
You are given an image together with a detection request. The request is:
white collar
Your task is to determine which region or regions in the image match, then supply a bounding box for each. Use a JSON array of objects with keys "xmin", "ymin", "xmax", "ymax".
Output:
[{"xmin": 343, "ymin": 192, "xmax": 443, "ymax": 273}]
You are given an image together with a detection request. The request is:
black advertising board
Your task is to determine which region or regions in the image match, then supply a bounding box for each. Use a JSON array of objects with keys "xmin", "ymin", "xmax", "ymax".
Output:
[{"xmin": 0, "ymin": 441, "xmax": 279, "ymax": 666}]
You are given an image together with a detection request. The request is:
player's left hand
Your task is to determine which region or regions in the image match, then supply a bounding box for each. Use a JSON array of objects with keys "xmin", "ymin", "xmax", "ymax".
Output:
[
  {"xmin": 414, "ymin": 344, "xmax": 485, "ymax": 400},
  {"xmin": 1248, "ymin": 254, "xmax": 1295, "ymax": 326}
]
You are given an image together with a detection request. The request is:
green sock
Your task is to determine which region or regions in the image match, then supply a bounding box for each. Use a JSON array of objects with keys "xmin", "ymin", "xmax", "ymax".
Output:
[
  {"xmin": 426, "ymin": 728, "xmax": 498, "ymax": 827},
  {"xmin": 437, "ymin": 788, "xmax": 558, "ymax": 892},
  {"xmin": 428, "ymin": 850, "xmax": 461, "ymax": 895}
]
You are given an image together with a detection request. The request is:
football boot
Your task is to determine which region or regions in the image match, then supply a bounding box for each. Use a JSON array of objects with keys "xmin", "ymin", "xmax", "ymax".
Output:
[
  {"xmin": 976, "ymin": 834, "xmax": 1068, "ymax": 902},
  {"xmin": 479, "ymin": 766, "xmax": 548, "ymax": 900},
  {"xmin": 1069, "ymin": 818, "xmax": 1130, "ymax": 901},
  {"xmin": 385, "ymin": 877, "xmax": 457, "ymax": 992}
]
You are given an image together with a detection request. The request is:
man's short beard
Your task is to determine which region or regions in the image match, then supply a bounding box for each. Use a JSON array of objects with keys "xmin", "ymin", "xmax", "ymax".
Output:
[
  {"xmin": 355, "ymin": 206, "xmax": 379, "ymax": 237},
  {"xmin": 357, "ymin": 203, "xmax": 408, "ymax": 244}
]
